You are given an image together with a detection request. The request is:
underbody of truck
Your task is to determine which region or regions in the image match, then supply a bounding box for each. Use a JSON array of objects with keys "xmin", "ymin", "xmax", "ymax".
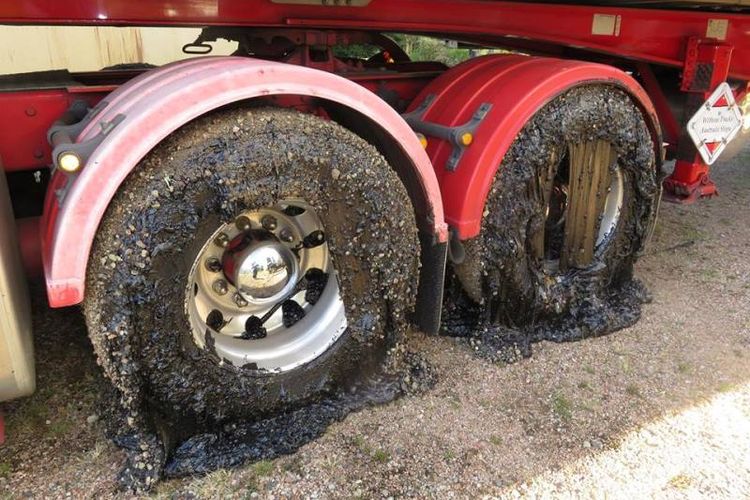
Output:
[{"xmin": 0, "ymin": 0, "xmax": 747, "ymax": 488}]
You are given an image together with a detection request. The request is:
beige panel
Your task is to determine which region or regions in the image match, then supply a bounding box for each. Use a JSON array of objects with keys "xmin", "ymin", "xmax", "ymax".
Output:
[
  {"xmin": 0, "ymin": 169, "xmax": 34, "ymax": 401},
  {"xmin": 706, "ymin": 19, "xmax": 729, "ymax": 40},
  {"xmin": 0, "ymin": 26, "xmax": 237, "ymax": 74}
]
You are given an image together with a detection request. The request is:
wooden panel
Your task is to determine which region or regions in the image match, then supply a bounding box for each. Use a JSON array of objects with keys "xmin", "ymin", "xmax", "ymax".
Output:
[{"xmin": 560, "ymin": 140, "xmax": 615, "ymax": 271}]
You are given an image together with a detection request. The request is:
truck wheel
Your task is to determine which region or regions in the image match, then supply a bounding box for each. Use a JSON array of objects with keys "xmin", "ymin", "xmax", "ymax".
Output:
[
  {"xmin": 454, "ymin": 85, "xmax": 659, "ymax": 331},
  {"xmin": 83, "ymin": 107, "xmax": 419, "ymax": 425}
]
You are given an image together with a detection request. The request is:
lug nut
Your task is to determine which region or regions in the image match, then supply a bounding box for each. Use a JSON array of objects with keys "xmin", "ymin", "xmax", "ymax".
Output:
[
  {"xmin": 235, "ymin": 216, "xmax": 252, "ymax": 231},
  {"xmin": 212, "ymin": 279, "xmax": 228, "ymax": 295},
  {"xmin": 214, "ymin": 232, "xmax": 229, "ymax": 248},
  {"xmin": 303, "ymin": 230, "xmax": 326, "ymax": 248},
  {"xmin": 205, "ymin": 257, "xmax": 222, "ymax": 272},
  {"xmin": 279, "ymin": 228, "xmax": 294, "ymax": 242},
  {"xmin": 233, "ymin": 293, "xmax": 249, "ymax": 307},
  {"xmin": 261, "ymin": 215, "xmax": 278, "ymax": 231}
]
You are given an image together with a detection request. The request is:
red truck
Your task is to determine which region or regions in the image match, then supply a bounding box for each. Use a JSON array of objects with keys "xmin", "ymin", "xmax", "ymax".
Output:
[{"xmin": 0, "ymin": 0, "xmax": 747, "ymax": 474}]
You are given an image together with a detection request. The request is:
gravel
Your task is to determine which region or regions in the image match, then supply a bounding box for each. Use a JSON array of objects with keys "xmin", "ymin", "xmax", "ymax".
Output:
[{"xmin": 1, "ymin": 140, "xmax": 749, "ymax": 499}]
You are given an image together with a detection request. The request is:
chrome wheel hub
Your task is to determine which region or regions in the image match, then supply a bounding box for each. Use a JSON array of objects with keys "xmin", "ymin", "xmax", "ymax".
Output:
[
  {"xmin": 185, "ymin": 199, "xmax": 347, "ymax": 373},
  {"xmin": 225, "ymin": 230, "xmax": 299, "ymax": 303}
]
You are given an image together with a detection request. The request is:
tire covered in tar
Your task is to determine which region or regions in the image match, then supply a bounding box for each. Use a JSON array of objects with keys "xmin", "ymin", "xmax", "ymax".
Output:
[
  {"xmin": 83, "ymin": 107, "xmax": 420, "ymax": 436},
  {"xmin": 454, "ymin": 85, "xmax": 660, "ymax": 341}
]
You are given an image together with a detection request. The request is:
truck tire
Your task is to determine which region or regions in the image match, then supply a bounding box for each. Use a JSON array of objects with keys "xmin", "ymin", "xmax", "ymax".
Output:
[
  {"xmin": 83, "ymin": 107, "xmax": 419, "ymax": 427},
  {"xmin": 454, "ymin": 85, "xmax": 659, "ymax": 335}
]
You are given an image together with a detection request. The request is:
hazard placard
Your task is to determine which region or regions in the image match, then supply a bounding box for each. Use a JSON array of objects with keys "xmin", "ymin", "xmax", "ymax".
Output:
[{"xmin": 687, "ymin": 82, "xmax": 744, "ymax": 165}]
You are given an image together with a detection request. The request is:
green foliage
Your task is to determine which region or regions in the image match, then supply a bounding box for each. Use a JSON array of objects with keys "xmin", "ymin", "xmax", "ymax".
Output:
[
  {"xmin": 253, "ymin": 460, "xmax": 274, "ymax": 477},
  {"xmin": 332, "ymin": 33, "xmax": 506, "ymax": 67},
  {"xmin": 332, "ymin": 43, "xmax": 382, "ymax": 60},
  {"xmin": 372, "ymin": 448, "xmax": 390, "ymax": 463},
  {"xmin": 386, "ymin": 34, "xmax": 504, "ymax": 66},
  {"xmin": 552, "ymin": 392, "xmax": 573, "ymax": 421}
]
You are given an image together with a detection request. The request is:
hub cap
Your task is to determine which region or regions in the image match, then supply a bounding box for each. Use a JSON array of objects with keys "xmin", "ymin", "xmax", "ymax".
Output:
[
  {"xmin": 226, "ymin": 231, "xmax": 299, "ymax": 303},
  {"xmin": 185, "ymin": 199, "xmax": 347, "ymax": 373}
]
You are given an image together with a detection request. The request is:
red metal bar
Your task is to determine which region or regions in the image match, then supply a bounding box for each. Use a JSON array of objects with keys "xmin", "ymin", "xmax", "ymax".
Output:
[
  {"xmin": 663, "ymin": 37, "xmax": 733, "ymax": 203},
  {"xmin": 636, "ymin": 62, "xmax": 680, "ymax": 150},
  {"xmin": 1, "ymin": 1, "xmax": 750, "ymax": 80},
  {"xmin": 0, "ymin": 88, "xmax": 111, "ymax": 173}
]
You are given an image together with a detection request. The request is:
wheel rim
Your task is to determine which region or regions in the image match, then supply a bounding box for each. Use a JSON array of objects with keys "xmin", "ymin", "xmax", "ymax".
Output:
[
  {"xmin": 185, "ymin": 199, "xmax": 347, "ymax": 373},
  {"xmin": 535, "ymin": 140, "xmax": 623, "ymax": 272},
  {"xmin": 596, "ymin": 166, "xmax": 624, "ymax": 246}
]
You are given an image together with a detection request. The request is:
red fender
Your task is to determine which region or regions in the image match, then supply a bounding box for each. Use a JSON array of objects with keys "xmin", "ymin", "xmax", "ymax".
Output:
[
  {"xmin": 42, "ymin": 57, "xmax": 447, "ymax": 307},
  {"xmin": 407, "ymin": 54, "xmax": 661, "ymax": 239}
]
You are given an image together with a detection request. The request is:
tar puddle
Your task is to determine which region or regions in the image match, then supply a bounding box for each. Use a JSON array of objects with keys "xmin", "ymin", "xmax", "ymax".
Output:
[
  {"xmin": 111, "ymin": 273, "xmax": 650, "ymax": 492},
  {"xmin": 165, "ymin": 351, "xmax": 434, "ymax": 477},
  {"xmin": 441, "ymin": 271, "xmax": 652, "ymax": 365},
  {"xmin": 106, "ymin": 348, "xmax": 435, "ymax": 489},
  {"xmin": 90, "ymin": 100, "xmax": 658, "ymax": 490}
]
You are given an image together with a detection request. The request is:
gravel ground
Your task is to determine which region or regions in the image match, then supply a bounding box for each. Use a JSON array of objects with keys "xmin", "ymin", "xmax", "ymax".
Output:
[{"xmin": 1, "ymin": 141, "xmax": 749, "ymax": 499}]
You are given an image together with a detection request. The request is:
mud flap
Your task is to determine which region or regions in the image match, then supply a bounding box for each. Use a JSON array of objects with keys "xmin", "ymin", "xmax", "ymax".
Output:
[{"xmin": 413, "ymin": 231, "xmax": 447, "ymax": 335}]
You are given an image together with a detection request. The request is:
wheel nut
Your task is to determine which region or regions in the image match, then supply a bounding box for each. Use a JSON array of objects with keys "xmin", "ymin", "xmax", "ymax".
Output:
[
  {"xmin": 261, "ymin": 215, "xmax": 278, "ymax": 231},
  {"xmin": 233, "ymin": 293, "xmax": 249, "ymax": 307},
  {"xmin": 205, "ymin": 257, "xmax": 222, "ymax": 272},
  {"xmin": 279, "ymin": 228, "xmax": 294, "ymax": 242},
  {"xmin": 214, "ymin": 232, "xmax": 230, "ymax": 247},
  {"xmin": 212, "ymin": 279, "xmax": 228, "ymax": 295},
  {"xmin": 235, "ymin": 216, "xmax": 252, "ymax": 231}
]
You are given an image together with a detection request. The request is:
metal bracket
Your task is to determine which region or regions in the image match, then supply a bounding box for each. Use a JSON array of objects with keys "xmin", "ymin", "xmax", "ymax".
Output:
[
  {"xmin": 402, "ymin": 94, "xmax": 492, "ymax": 172},
  {"xmin": 46, "ymin": 100, "xmax": 88, "ymax": 144},
  {"xmin": 680, "ymin": 37, "xmax": 733, "ymax": 93},
  {"xmin": 47, "ymin": 98, "xmax": 110, "ymax": 146},
  {"xmin": 51, "ymin": 113, "xmax": 125, "ymax": 174},
  {"xmin": 664, "ymin": 37, "xmax": 733, "ymax": 203},
  {"xmin": 52, "ymin": 113, "xmax": 125, "ymax": 204}
]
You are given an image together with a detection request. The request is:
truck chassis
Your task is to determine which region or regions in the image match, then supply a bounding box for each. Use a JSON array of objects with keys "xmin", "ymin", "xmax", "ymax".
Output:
[{"xmin": 0, "ymin": 0, "xmax": 747, "ymax": 485}]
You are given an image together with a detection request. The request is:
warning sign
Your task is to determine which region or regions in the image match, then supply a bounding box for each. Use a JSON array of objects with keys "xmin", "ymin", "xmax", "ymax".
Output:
[{"xmin": 687, "ymin": 82, "xmax": 744, "ymax": 165}]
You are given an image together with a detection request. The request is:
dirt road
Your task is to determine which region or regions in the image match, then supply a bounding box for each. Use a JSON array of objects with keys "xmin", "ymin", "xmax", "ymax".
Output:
[{"xmin": 2, "ymin": 142, "xmax": 750, "ymax": 499}]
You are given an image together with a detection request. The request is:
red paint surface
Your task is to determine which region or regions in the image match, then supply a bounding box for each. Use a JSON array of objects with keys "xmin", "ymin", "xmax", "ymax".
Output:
[
  {"xmin": 407, "ymin": 54, "xmax": 660, "ymax": 238},
  {"xmin": 0, "ymin": 89, "xmax": 108, "ymax": 172},
  {"xmin": 664, "ymin": 38, "xmax": 732, "ymax": 202},
  {"xmin": 42, "ymin": 57, "xmax": 447, "ymax": 307},
  {"xmin": 1, "ymin": 1, "xmax": 749, "ymax": 79}
]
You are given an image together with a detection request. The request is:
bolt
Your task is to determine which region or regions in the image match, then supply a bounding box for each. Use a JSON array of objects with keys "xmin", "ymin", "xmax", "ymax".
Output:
[
  {"xmin": 214, "ymin": 232, "xmax": 230, "ymax": 247},
  {"xmin": 261, "ymin": 215, "xmax": 278, "ymax": 231},
  {"xmin": 235, "ymin": 216, "xmax": 251, "ymax": 231},
  {"xmin": 233, "ymin": 293, "xmax": 248, "ymax": 307},
  {"xmin": 212, "ymin": 279, "xmax": 228, "ymax": 295},
  {"xmin": 205, "ymin": 257, "xmax": 222, "ymax": 272},
  {"xmin": 279, "ymin": 228, "xmax": 294, "ymax": 243},
  {"xmin": 25, "ymin": 108, "xmax": 36, "ymax": 117},
  {"xmin": 303, "ymin": 230, "xmax": 326, "ymax": 248}
]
